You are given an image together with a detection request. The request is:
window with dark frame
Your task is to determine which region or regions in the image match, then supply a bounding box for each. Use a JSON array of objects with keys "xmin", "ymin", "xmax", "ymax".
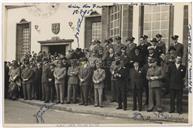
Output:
[
  {"xmin": 92, "ymin": 22, "xmax": 102, "ymax": 41},
  {"xmin": 16, "ymin": 21, "xmax": 31, "ymax": 61},
  {"xmin": 109, "ymin": 5, "xmax": 121, "ymax": 38}
]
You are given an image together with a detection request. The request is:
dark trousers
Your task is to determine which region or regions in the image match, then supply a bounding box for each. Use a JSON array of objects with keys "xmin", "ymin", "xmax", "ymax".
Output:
[
  {"xmin": 22, "ymin": 82, "xmax": 32, "ymax": 100},
  {"xmin": 116, "ymin": 81, "xmax": 127, "ymax": 109},
  {"xmin": 55, "ymin": 82, "xmax": 65, "ymax": 103},
  {"xmin": 170, "ymin": 89, "xmax": 183, "ymax": 113},
  {"xmin": 50, "ymin": 83, "xmax": 55, "ymax": 102},
  {"xmin": 42, "ymin": 82, "xmax": 46, "ymax": 100},
  {"xmin": 133, "ymin": 88, "xmax": 142, "ymax": 110},
  {"xmin": 80, "ymin": 84, "xmax": 89, "ymax": 105},
  {"xmin": 8, "ymin": 82, "xmax": 18, "ymax": 100},
  {"xmin": 144, "ymin": 80, "xmax": 149, "ymax": 105},
  {"xmin": 67, "ymin": 84, "xmax": 77, "ymax": 103},
  {"xmin": 111, "ymin": 80, "xmax": 117, "ymax": 101},
  {"xmin": 44, "ymin": 84, "xmax": 50, "ymax": 102}
]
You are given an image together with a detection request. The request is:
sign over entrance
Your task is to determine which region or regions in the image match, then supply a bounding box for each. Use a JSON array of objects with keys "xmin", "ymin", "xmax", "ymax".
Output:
[{"xmin": 52, "ymin": 23, "xmax": 60, "ymax": 34}]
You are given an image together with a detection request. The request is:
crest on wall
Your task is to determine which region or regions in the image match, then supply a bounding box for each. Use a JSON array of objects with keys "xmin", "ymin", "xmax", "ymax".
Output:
[{"xmin": 52, "ymin": 23, "xmax": 60, "ymax": 34}]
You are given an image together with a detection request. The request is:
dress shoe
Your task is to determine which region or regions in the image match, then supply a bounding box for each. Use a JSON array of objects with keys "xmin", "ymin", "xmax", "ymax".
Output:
[
  {"xmin": 116, "ymin": 107, "xmax": 122, "ymax": 109},
  {"xmin": 123, "ymin": 108, "xmax": 127, "ymax": 111},
  {"xmin": 44, "ymin": 101, "xmax": 49, "ymax": 103},
  {"xmin": 60, "ymin": 102, "xmax": 64, "ymax": 104},
  {"xmin": 66, "ymin": 102, "xmax": 70, "ymax": 104},
  {"xmin": 147, "ymin": 108, "xmax": 153, "ymax": 112},
  {"xmin": 132, "ymin": 108, "xmax": 137, "ymax": 111},
  {"xmin": 79, "ymin": 103, "xmax": 84, "ymax": 105}
]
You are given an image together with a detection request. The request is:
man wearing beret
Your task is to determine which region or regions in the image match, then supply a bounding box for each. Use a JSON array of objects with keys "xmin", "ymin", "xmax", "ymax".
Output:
[
  {"xmin": 168, "ymin": 56, "xmax": 186, "ymax": 114},
  {"xmin": 146, "ymin": 58, "xmax": 164, "ymax": 112},
  {"xmin": 93, "ymin": 40, "xmax": 104, "ymax": 59},
  {"xmin": 171, "ymin": 35, "xmax": 184, "ymax": 57},
  {"xmin": 138, "ymin": 35, "xmax": 150, "ymax": 60},
  {"xmin": 156, "ymin": 34, "xmax": 166, "ymax": 55}
]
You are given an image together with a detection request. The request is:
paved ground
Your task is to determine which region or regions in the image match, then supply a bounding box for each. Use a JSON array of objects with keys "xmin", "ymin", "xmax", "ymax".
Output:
[{"xmin": 3, "ymin": 99, "xmax": 189, "ymax": 127}]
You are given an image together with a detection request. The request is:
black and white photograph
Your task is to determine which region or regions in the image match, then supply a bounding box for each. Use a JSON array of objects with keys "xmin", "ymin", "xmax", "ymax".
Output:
[{"xmin": 1, "ymin": 1, "xmax": 193, "ymax": 127}]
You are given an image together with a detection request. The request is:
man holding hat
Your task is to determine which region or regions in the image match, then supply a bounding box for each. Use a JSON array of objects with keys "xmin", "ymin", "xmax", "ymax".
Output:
[
  {"xmin": 112, "ymin": 60, "xmax": 128, "ymax": 110},
  {"xmin": 155, "ymin": 34, "xmax": 166, "ymax": 54},
  {"xmin": 171, "ymin": 35, "xmax": 184, "ymax": 57}
]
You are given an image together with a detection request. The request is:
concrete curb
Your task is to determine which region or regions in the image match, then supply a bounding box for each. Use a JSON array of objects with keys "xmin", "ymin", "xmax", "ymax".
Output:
[{"xmin": 18, "ymin": 99, "xmax": 188, "ymax": 123}]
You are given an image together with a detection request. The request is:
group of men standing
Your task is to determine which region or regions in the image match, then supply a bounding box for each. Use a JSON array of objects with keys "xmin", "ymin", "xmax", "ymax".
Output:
[{"xmin": 5, "ymin": 33, "xmax": 187, "ymax": 114}]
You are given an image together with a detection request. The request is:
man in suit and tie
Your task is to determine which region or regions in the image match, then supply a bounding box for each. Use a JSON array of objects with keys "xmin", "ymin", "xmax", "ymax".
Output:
[
  {"xmin": 113, "ymin": 36, "xmax": 125, "ymax": 55},
  {"xmin": 168, "ymin": 56, "xmax": 186, "ymax": 114},
  {"xmin": 129, "ymin": 61, "xmax": 145, "ymax": 111},
  {"xmin": 171, "ymin": 35, "xmax": 184, "ymax": 57},
  {"xmin": 112, "ymin": 60, "xmax": 128, "ymax": 110},
  {"xmin": 146, "ymin": 58, "xmax": 164, "ymax": 112},
  {"xmin": 92, "ymin": 60, "xmax": 106, "ymax": 107}
]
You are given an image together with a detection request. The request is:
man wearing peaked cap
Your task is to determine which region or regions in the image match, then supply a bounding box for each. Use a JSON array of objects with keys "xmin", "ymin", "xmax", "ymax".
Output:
[
  {"xmin": 155, "ymin": 34, "xmax": 166, "ymax": 55},
  {"xmin": 113, "ymin": 36, "xmax": 125, "ymax": 55},
  {"xmin": 171, "ymin": 35, "xmax": 184, "ymax": 57},
  {"xmin": 126, "ymin": 36, "xmax": 136, "ymax": 59}
]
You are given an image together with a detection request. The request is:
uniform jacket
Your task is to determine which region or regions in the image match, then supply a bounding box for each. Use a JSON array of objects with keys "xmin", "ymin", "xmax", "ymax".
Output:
[
  {"xmin": 41, "ymin": 64, "xmax": 50, "ymax": 84},
  {"xmin": 146, "ymin": 66, "xmax": 164, "ymax": 88},
  {"xmin": 126, "ymin": 43, "xmax": 137, "ymax": 57},
  {"xmin": 129, "ymin": 67, "xmax": 145, "ymax": 90},
  {"xmin": 92, "ymin": 68, "xmax": 106, "ymax": 88},
  {"xmin": 79, "ymin": 64, "xmax": 92, "ymax": 86},
  {"xmin": 157, "ymin": 40, "xmax": 166, "ymax": 54},
  {"xmin": 172, "ymin": 42, "xmax": 184, "ymax": 57},
  {"xmin": 21, "ymin": 66, "xmax": 34, "ymax": 84},
  {"xmin": 112, "ymin": 66, "xmax": 127, "ymax": 87},
  {"xmin": 54, "ymin": 67, "xmax": 66, "ymax": 84},
  {"xmin": 168, "ymin": 63, "xmax": 186, "ymax": 90},
  {"xmin": 113, "ymin": 43, "xmax": 125, "ymax": 54},
  {"xmin": 9, "ymin": 67, "xmax": 21, "ymax": 86},
  {"xmin": 68, "ymin": 66, "xmax": 79, "ymax": 85}
]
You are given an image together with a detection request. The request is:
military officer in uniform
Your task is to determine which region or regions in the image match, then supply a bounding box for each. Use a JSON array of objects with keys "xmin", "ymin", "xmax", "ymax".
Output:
[
  {"xmin": 168, "ymin": 56, "xmax": 186, "ymax": 114},
  {"xmin": 156, "ymin": 34, "xmax": 166, "ymax": 54},
  {"xmin": 171, "ymin": 35, "xmax": 184, "ymax": 57},
  {"xmin": 126, "ymin": 37, "xmax": 136, "ymax": 59},
  {"xmin": 41, "ymin": 58, "xmax": 50, "ymax": 102},
  {"xmin": 92, "ymin": 60, "xmax": 106, "ymax": 107},
  {"xmin": 113, "ymin": 36, "xmax": 125, "ymax": 55},
  {"xmin": 21, "ymin": 59, "xmax": 34, "ymax": 100},
  {"xmin": 79, "ymin": 58, "xmax": 92, "ymax": 106},
  {"xmin": 112, "ymin": 60, "xmax": 128, "ymax": 110},
  {"xmin": 67, "ymin": 59, "xmax": 79, "ymax": 104},
  {"xmin": 8, "ymin": 60, "xmax": 21, "ymax": 100}
]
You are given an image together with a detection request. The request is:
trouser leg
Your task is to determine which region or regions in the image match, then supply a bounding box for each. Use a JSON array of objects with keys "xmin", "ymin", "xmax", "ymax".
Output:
[
  {"xmin": 80, "ymin": 86, "xmax": 85, "ymax": 104},
  {"xmin": 22, "ymin": 83, "xmax": 27, "ymax": 100},
  {"xmin": 148, "ymin": 87, "xmax": 154, "ymax": 110},
  {"xmin": 170, "ymin": 89, "xmax": 176, "ymax": 112},
  {"xmin": 59, "ymin": 83, "xmax": 64, "ymax": 103},
  {"xmin": 67, "ymin": 85, "xmax": 72, "ymax": 102},
  {"xmin": 45, "ymin": 84, "xmax": 50, "ymax": 102},
  {"xmin": 26, "ymin": 83, "xmax": 31, "ymax": 100},
  {"xmin": 72, "ymin": 85, "xmax": 77, "ymax": 102},
  {"xmin": 55, "ymin": 83, "xmax": 60, "ymax": 102},
  {"xmin": 94, "ymin": 88, "xmax": 98, "ymax": 106},
  {"xmin": 133, "ymin": 88, "xmax": 137, "ymax": 110},
  {"xmin": 155, "ymin": 87, "xmax": 161, "ymax": 111},
  {"xmin": 137, "ymin": 89, "xmax": 142, "ymax": 110},
  {"xmin": 177, "ymin": 89, "xmax": 183, "ymax": 113},
  {"xmin": 98, "ymin": 88, "xmax": 103, "ymax": 106}
]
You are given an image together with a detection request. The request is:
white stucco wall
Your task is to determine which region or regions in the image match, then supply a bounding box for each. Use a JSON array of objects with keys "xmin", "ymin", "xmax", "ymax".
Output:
[{"xmin": 4, "ymin": 3, "xmax": 102, "ymax": 61}]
